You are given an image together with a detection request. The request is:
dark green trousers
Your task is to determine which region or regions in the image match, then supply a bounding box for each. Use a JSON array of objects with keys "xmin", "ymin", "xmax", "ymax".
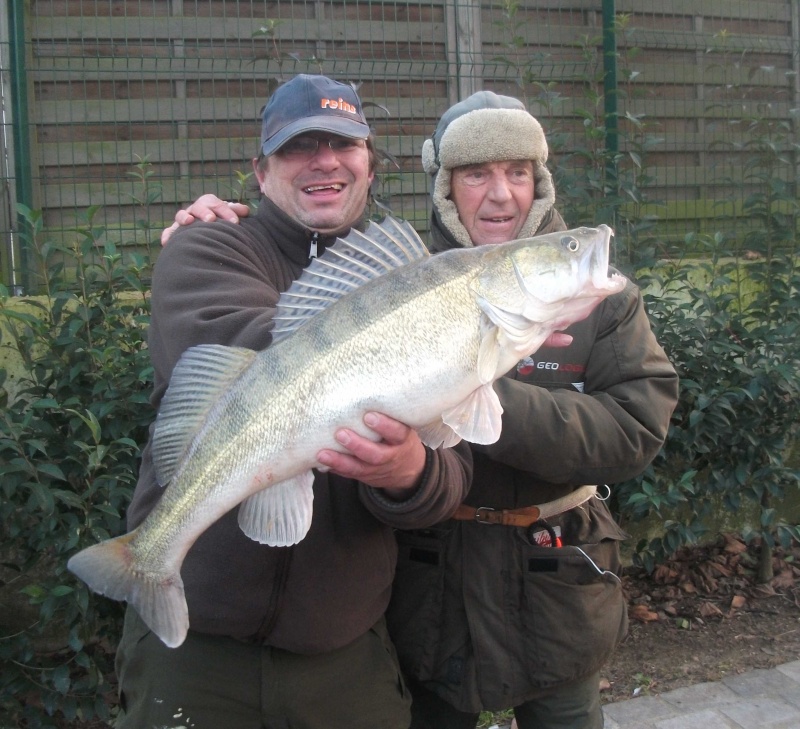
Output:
[
  {"xmin": 407, "ymin": 672, "xmax": 603, "ymax": 729},
  {"xmin": 115, "ymin": 607, "xmax": 411, "ymax": 729}
]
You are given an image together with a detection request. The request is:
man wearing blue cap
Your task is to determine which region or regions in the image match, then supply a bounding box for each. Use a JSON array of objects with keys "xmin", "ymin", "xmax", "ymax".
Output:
[
  {"xmin": 114, "ymin": 74, "xmax": 471, "ymax": 729},
  {"xmin": 165, "ymin": 88, "xmax": 677, "ymax": 729}
]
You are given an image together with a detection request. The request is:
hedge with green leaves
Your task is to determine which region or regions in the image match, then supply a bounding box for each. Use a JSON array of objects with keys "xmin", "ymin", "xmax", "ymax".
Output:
[{"xmin": 1, "ymin": 206, "xmax": 153, "ymax": 727}]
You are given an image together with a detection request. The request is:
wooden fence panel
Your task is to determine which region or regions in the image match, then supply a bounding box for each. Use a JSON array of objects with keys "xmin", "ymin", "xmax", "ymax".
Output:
[{"xmin": 1, "ymin": 0, "xmax": 796, "ymax": 284}]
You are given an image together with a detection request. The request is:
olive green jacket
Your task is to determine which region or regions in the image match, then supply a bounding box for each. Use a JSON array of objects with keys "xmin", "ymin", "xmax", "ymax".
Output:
[{"xmin": 386, "ymin": 209, "xmax": 678, "ymax": 711}]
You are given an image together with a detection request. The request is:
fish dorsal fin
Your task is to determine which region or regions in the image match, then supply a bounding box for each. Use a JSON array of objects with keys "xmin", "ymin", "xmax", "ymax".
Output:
[
  {"xmin": 152, "ymin": 344, "xmax": 257, "ymax": 486},
  {"xmin": 271, "ymin": 216, "xmax": 429, "ymax": 343}
]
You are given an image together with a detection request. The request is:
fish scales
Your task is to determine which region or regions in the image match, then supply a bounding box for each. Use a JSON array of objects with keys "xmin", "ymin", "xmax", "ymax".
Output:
[{"xmin": 68, "ymin": 217, "xmax": 626, "ymax": 648}]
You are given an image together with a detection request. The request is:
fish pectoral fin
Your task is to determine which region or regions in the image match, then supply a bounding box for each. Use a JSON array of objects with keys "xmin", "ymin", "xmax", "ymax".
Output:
[
  {"xmin": 416, "ymin": 421, "xmax": 462, "ymax": 449},
  {"xmin": 237, "ymin": 471, "xmax": 315, "ymax": 547},
  {"xmin": 153, "ymin": 344, "xmax": 257, "ymax": 485},
  {"xmin": 66, "ymin": 531, "xmax": 189, "ymax": 649},
  {"xmin": 476, "ymin": 313, "xmax": 503, "ymax": 383},
  {"xmin": 478, "ymin": 299, "xmax": 550, "ymax": 356},
  {"xmin": 441, "ymin": 383, "xmax": 503, "ymax": 445}
]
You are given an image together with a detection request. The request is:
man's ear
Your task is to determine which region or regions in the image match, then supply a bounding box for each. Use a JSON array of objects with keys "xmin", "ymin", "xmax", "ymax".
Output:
[{"xmin": 252, "ymin": 157, "xmax": 267, "ymax": 185}]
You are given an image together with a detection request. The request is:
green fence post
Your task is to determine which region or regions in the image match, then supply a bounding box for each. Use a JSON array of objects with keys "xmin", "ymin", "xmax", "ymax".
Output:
[
  {"xmin": 602, "ymin": 0, "xmax": 618, "ymax": 228},
  {"xmin": 8, "ymin": 0, "xmax": 33, "ymax": 293}
]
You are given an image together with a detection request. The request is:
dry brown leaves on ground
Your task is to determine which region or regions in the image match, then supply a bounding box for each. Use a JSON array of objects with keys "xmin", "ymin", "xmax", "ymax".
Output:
[{"xmin": 601, "ymin": 534, "xmax": 800, "ymax": 703}]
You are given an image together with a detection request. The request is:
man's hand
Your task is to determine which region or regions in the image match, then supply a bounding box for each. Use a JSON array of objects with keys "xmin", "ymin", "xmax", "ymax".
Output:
[
  {"xmin": 316, "ymin": 412, "xmax": 427, "ymax": 498},
  {"xmin": 543, "ymin": 332, "xmax": 573, "ymax": 348},
  {"xmin": 161, "ymin": 194, "xmax": 251, "ymax": 245}
]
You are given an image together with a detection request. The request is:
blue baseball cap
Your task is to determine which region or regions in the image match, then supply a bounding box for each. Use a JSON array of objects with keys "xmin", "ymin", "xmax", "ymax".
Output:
[{"xmin": 259, "ymin": 75, "xmax": 371, "ymax": 157}]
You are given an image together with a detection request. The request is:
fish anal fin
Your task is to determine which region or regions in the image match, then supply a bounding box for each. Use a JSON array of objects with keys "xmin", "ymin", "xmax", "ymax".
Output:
[
  {"xmin": 153, "ymin": 344, "xmax": 257, "ymax": 486},
  {"xmin": 441, "ymin": 384, "xmax": 504, "ymax": 445},
  {"xmin": 416, "ymin": 421, "xmax": 462, "ymax": 449},
  {"xmin": 67, "ymin": 531, "xmax": 189, "ymax": 648},
  {"xmin": 238, "ymin": 471, "xmax": 315, "ymax": 547}
]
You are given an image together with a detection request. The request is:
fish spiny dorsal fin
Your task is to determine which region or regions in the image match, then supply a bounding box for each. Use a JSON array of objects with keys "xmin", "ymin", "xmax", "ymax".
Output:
[
  {"xmin": 152, "ymin": 344, "xmax": 257, "ymax": 486},
  {"xmin": 271, "ymin": 216, "xmax": 429, "ymax": 342}
]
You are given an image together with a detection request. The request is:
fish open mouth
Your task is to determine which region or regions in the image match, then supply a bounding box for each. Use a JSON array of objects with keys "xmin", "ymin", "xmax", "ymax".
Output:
[{"xmin": 587, "ymin": 225, "xmax": 624, "ymax": 292}]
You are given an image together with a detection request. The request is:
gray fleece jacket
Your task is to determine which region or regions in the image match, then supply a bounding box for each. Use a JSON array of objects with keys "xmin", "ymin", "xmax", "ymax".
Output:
[{"xmin": 126, "ymin": 196, "xmax": 472, "ymax": 654}]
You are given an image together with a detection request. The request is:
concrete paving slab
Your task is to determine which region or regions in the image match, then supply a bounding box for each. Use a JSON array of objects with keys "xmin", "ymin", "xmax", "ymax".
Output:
[
  {"xmin": 776, "ymin": 660, "xmax": 800, "ymax": 683},
  {"xmin": 722, "ymin": 668, "xmax": 800, "ymax": 698},
  {"xmin": 720, "ymin": 697, "xmax": 800, "ymax": 728},
  {"xmin": 660, "ymin": 680, "xmax": 740, "ymax": 711},
  {"xmin": 602, "ymin": 695, "xmax": 680, "ymax": 726},
  {"xmin": 654, "ymin": 708, "xmax": 739, "ymax": 729},
  {"xmin": 602, "ymin": 661, "xmax": 800, "ymax": 729}
]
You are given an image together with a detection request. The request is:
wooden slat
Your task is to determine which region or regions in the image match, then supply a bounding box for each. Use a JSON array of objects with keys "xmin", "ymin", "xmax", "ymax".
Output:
[
  {"xmin": 34, "ymin": 93, "xmax": 793, "ymax": 128},
  {"xmin": 615, "ymin": 0, "xmax": 790, "ymax": 22},
  {"xmin": 31, "ymin": 17, "xmax": 446, "ymax": 44},
  {"xmin": 38, "ymin": 134, "xmax": 432, "ymax": 167},
  {"xmin": 28, "ymin": 14, "xmax": 784, "ymax": 60},
  {"xmin": 30, "ymin": 58, "xmax": 449, "ymax": 82},
  {"xmin": 33, "ymin": 56, "xmax": 792, "ymax": 95},
  {"xmin": 482, "ymin": 23, "xmax": 792, "ymax": 54}
]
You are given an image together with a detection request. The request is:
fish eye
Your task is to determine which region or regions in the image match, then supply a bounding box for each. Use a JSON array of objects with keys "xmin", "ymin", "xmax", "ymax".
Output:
[{"xmin": 561, "ymin": 236, "xmax": 580, "ymax": 252}]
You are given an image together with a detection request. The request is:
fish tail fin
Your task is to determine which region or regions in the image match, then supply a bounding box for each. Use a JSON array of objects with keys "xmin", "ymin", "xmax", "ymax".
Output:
[{"xmin": 67, "ymin": 530, "xmax": 189, "ymax": 649}]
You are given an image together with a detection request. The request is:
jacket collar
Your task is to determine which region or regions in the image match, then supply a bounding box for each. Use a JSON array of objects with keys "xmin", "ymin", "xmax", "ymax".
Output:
[{"xmin": 258, "ymin": 196, "xmax": 369, "ymax": 266}]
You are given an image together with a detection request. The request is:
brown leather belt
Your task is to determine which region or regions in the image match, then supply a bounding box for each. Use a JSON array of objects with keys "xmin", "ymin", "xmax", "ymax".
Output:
[
  {"xmin": 452, "ymin": 503, "xmax": 542, "ymax": 527},
  {"xmin": 451, "ymin": 485, "xmax": 598, "ymax": 527}
]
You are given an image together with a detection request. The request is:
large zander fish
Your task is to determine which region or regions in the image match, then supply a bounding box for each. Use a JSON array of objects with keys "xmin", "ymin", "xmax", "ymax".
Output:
[{"xmin": 68, "ymin": 217, "xmax": 626, "ymax": 648}]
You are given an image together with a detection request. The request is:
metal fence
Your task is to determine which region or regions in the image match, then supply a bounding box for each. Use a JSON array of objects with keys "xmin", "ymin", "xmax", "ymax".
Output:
[{"xmin": 2, "ymin": 0, "xmax": 798, "ymax": 291}]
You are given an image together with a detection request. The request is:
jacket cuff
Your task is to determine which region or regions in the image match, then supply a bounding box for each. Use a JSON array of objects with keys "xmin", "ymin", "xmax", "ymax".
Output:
[{"xmin": 363, "ymin": 447, "xmax": 433, "ymax": 512}]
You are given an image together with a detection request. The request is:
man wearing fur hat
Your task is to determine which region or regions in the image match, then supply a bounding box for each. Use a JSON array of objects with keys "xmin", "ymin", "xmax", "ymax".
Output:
[
  {"xmin": 166, "ymin": 90, "xmax": 678, "ymax": 729},
  {"xmin": 386, "ymin": 91, "xmax": 677, "ymax": 729}
]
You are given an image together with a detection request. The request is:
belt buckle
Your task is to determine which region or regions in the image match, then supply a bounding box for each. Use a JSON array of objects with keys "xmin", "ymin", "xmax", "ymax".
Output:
[{"xmin": 474, "ymin": 506, "xmax": 495, "ymax": 524}]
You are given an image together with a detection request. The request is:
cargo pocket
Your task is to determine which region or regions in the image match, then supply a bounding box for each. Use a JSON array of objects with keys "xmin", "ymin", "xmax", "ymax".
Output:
[
  {"xmin": 386, "ymin": 526, "xmax": 451, "ymax": 680},
  {"xmin": 515, "ymin": 530, "xmax": 628, "ymax": 689}
]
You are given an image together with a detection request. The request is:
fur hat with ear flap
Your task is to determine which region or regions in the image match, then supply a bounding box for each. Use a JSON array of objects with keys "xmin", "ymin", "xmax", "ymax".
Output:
[{"xmin": 422, "ymin": 90, "xmax": 557, "ymax": 248}]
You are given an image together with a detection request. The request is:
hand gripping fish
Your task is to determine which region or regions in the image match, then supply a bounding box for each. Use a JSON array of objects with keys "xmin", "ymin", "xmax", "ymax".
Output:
[{"xmin": 68, "ymin": 217, "xmax": 626, "ymax": 647}]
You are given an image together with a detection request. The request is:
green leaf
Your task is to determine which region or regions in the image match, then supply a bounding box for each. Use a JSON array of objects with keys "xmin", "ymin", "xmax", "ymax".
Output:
[
  {"xmin": 36, "ymin": 462, "xmax": 67, "ymax": 481},
  {"xmin": 93, "ymin": 503, "xmax": 122, "ymax": 517},
  {"xmin": 53, "ymin": 664, "xmax": 71, "ymax": 695},
  {"xmin": 20, "ymin": 584, "xmax": 46, "ymax": 599},
  {"xmin": 31, "ymin": 398, "xmax": 59, "ymax": 409},
  {"xmin": 52, "ymin": 489, "xmax": 85, "ymax": 508}
]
